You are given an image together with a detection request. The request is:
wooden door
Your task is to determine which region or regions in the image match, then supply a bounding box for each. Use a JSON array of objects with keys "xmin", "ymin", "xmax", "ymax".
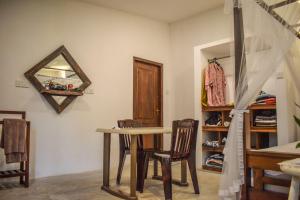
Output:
[{"xmin": 133, "ymin": 57, "xmax": 163, "ymax": 148}]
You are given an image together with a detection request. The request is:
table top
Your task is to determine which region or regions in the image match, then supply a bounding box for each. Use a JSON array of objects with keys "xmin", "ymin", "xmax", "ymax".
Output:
[
  {"xmin": 96, "ymin": 127, "xmax": 172, "ymax": 135},
  {"xmin": 279, "ymin": 158, "xmax": 300, "ymax": 177},
  {"xmin": 252, "ymin": 141, "xmax": 300, "ymax": 155}
]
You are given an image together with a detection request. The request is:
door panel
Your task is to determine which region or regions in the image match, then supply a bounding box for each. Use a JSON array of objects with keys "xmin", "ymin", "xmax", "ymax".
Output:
[{"xmin": 133, "ymin": 57, "xmax": 163, "ymax": 148}]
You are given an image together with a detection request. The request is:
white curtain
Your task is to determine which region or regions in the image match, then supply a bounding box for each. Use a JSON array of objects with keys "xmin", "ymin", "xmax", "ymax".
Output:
[{"xmin": 219, "ymin": 0, "xmax": 300, "ymax": 199}]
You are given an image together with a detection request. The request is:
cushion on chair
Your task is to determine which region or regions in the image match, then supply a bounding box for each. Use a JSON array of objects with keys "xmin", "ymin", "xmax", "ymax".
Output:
[
  {"xmin": 154, "ymin": 153, "xmax": 170, "ymax": 158},
  {"xmin": 153, "ymin": 150, "xmax": 171, "ymax": 158}
]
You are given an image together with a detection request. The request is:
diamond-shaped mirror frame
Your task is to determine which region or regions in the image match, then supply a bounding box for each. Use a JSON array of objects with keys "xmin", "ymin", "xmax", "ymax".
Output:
[{"xmin": 24, "ymin": 45, "xmax": 91, "ymax": 113}]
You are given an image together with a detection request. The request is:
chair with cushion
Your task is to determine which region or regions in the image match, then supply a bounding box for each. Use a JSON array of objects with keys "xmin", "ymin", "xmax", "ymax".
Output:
[{"xmin": 141, "ymin": 119, "xmax": 200, "ymax": 200}]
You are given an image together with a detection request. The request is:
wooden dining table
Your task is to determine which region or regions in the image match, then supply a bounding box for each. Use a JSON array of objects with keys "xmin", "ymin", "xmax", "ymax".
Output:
[{"xmin": 96, "ymin": 127, "xmax": 189, "ymax": 200}]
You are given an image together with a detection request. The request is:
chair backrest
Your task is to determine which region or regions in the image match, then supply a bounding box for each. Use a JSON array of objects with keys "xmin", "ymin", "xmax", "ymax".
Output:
[
  {"xmin": 117, "ymin": 119, "xmax": 143, "ymax": 150},
  {"xmin": 170, "ymin": 119, "xmax": 199, "ymax": 160}
]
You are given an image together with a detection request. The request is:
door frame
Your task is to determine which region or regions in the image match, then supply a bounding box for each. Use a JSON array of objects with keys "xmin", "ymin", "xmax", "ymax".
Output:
[{"xmin": 133, "ymin": 56, "xmax": 163, "ymax": 126}]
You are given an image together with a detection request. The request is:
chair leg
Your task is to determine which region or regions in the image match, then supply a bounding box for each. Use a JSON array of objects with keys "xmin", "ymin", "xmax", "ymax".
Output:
[
  {"xmin": 138, "ymin": 152, "xmax": 150, "ymax": 193},
  {"xmin": 116, "ymin": 150, "xmax": 126, "ymax": 185},
  {"xmin": 187, "ymin": 157, "xmax": 200, "ymax": 194},
  {"xmin": 161, "ymin": 158, "xmax": 172, "ymax": 200},
  {"xmin": 137, "ymin": 151, "xmax": 145, "ymax": 192},
  {"xmin": 144, "ymin": 154, "xmax": 149, "ymax": 179}
]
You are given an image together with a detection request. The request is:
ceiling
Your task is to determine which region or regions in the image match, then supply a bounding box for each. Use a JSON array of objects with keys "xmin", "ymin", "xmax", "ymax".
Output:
[{"xmin": 78, "ymin": 0, "xmax": 224, "ymax": 23}]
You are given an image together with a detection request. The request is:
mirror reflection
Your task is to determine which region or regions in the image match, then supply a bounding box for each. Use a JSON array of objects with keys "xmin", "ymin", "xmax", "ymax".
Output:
[{"xmin": 34, "ymin": 55, "xmax": 83, "ymax": 104}]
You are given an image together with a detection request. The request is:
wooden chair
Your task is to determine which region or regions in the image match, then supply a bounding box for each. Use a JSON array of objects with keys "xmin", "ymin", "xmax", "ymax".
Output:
[
  {"xmin": 142, "ymin": 119, "xmax": 200, "ymax": 200},
  {"xmin": 117, "ymin": 119, "xmax": 150, "ymax": 192}
]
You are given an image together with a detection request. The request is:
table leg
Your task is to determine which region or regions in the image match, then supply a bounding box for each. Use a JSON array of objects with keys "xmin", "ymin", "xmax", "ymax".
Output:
[
  {"xmin": 153, "ymin": 134, "xmax": 160, "ymax": 177},
  {"xmin": 288, "ymin": 176, "xmax": 300, "ymax": 200},
  {"xmin": 101, "ymin": 133, "xmax": 111, "ymax": 190},
  {"xmin": 153, "ymin": 161, "xmax": 158, "ymax": 177},
  {"xmin": 130, "ymin": 135, "xmax": 137, "ymax": 198},
  {"xmin": 102, "ymin": 133, "xmax": 111, "ymax": 188},
  {"xmin": 101, "ymin": 133, "xmax": 138, "ymax": 200}
]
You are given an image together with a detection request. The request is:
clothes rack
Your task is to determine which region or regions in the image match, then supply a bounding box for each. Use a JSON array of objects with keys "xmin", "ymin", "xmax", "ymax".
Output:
[
  {"xmin": 208, "ymin": 55, "xmax": 231, "ymax": 63},
  {"xmin": 0, "ymin": 110, "xmax": 30, "ymax": 187}
]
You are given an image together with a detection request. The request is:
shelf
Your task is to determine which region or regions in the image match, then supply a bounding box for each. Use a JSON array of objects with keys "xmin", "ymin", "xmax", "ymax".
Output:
[
  {"xmin": 0, "ymin": 169, "xmax": 25, "ymax": 178},
  {"xmin": 202, "ymin": 126, "xmax": 229, "ymax": 132},
  {"xmin": 250, "ymin": 126, "xmax": 277, "ymax": 133},
  {"xmin": 202, "ymin": 165, "xmax": 222, "ymax": 173},
  {"xmin": 202, "ymin": 145, "xmax": 224, "ymax": 153},
  {"xmin": 202, "ymin": 105, "xmax": 234, "ymax": 112},
  {"xmin": 40, "ymin": 89, "xmax": 83, "ymax": 96},
  {"xmin": 248, "ymin": 103, "xmax": 276, "ymax": 110}
]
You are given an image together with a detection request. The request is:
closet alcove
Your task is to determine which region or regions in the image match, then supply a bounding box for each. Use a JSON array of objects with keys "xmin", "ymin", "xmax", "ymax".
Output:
[{"xmin": 193, "ymin": 38, "xmax": 296, "ymax": 171}]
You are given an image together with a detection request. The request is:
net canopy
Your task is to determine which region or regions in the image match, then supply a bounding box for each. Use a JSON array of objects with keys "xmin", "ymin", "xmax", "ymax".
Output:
[{"xmin": 219, "ymin": 0, "xmax": 300, "ymax": 199}]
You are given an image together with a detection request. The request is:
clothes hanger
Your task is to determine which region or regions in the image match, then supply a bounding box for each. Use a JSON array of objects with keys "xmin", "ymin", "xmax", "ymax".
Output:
[{"xmin": 208, "ymin": 58, "xmax": 222, "ymax": 67}]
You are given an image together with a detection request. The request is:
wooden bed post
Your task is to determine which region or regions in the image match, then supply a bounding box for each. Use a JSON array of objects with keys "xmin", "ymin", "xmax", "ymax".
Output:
[
  {"xmin": 233, "ymin": 0, "xmax": 248, "ymax": 199},
  {"xmin": 233, "ymin": 0, "xmax": 246, "ymax": 90}
]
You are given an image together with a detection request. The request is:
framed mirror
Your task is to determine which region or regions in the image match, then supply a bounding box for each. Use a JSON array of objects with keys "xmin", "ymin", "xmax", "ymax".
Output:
[{"xmin": 25, "ymin": 46, "xmax": 91, "ymax": 113}]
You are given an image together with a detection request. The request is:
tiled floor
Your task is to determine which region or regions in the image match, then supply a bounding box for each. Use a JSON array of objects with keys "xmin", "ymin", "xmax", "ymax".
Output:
[{"xmin": 0, "ymin": 164, "xmax": 220, "ymax": 200}]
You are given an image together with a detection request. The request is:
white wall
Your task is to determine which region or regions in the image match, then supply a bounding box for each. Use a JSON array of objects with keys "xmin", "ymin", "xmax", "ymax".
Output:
[
  {"xmin": 0, "ymin": 0, "xmax": 174, "ymax": 178},
  {"xmin": 1, "ymin": 0, "xmax": 270, "ymax": 178},
  {"xmin": 170, "ymin": 7, "xmax": 231, "ymax": 119}
]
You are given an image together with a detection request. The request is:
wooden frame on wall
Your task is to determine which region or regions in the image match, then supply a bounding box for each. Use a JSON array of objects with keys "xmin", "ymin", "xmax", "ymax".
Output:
[{"xmin": 24, "ymin": 45, "xmax": 91, "ymax": 113}]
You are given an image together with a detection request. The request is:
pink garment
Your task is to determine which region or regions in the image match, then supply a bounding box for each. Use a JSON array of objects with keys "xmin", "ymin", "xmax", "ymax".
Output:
[{"xmin": 205, "ymin": 63, "xmax": 226, "ymax": 106}]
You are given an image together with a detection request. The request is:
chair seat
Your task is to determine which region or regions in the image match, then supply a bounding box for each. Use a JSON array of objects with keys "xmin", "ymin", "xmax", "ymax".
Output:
[
  {"xmin": 154, "ymin": 153, "xmax": 170, "ymax": 158},
  {"xmin": 152, "ymin": 150, "xmax": 171, "ymax": 159}
]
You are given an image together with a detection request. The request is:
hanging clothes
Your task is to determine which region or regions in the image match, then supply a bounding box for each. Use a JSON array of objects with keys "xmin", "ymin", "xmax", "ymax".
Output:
[
  {"xmin": 201, "ymin": 69, "xmax": 208, "ymax": 107},
  {"xmin": 205, "ymin": 62, "xmax": 226, "ymax": 106}
]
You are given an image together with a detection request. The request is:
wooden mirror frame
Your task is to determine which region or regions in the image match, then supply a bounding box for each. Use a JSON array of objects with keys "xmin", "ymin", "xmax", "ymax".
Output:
[{"xmin": 24, "ymin": 45, "xmax": 91, "ymax": 113}]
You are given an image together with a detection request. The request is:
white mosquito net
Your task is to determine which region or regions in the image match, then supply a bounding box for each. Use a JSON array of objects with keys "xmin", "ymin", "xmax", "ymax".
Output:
[{"xmin": 219, "ymin": 0, "xmax": 300, "ymax": 199}]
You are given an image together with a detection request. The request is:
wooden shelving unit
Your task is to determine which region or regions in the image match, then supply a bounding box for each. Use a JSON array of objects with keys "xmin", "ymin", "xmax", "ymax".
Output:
[
  {"xmin": 202, "ymin": 165, "xmax": 222, "ymax": 172},
  {"xmin": 201, "ymin": 105, "xmax": 233, "ymax": 173},
  {"xmin": 40, "ymin": 89, "xmax": 83, "ymax": 96},
  {"xmin": 202, "ymin": 105, "xmax": 234, "ymax": 112},
  {"xmin": 248, "ymin": 104, "xmax": 276, "ymax": 110},
  {"xmin": 0, "ymin": 169, "xmax": 26, "ymax": 178},
  {"xmin": 202, "ymin": 145, "xmax": 224, "ymax": 153},
  {"xmin": 202, "ymin": 126, "xmax": 229, "ymax": 132},
  {"xmin": 250, "ymin": 126, "xmax": 277, "ymax": 133},
  {"xmin": 246, "ymin": 103, "xmax": 277, "ymax": 149}
]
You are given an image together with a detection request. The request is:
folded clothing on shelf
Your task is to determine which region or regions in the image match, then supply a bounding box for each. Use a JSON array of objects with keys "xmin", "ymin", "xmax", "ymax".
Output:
[
  {"xmin": 255, "ymin": 123, "xmax": 277, "ymax": 127},
  {"xmin": 255, "ymin": 91, "xmax": 276, "ymax": 105},
  {"xmin": 254, "ymin": 109, "xmax": 277, "ymax": 127},
  {"xmin": 221, "ymin": 137, "xmax": 227, "ymax": 145},
  {"xmin": 203, "ymin": 140, "xmax": 219, "ymax": 148},
  {"xmin": 224, "ymin": 121, "xmax": 230, "ymax": 127},
  {"xmin": 255, "ymin": 115, "xmax": 276, "ymax": 120},
  {"xmin": 203, "ymin": 136, "xmax": 227, "ymax": 148},
  {"xmin": 256, "ymin": 98, "xmax": 276, "ymax": 105},
  {"xmin": 205, "ymin": 153, "xmax": 224, "ymax": 169},
  {"xmin": 205, "ymin": 112, "xmax": 222, "ymax": 126}
]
